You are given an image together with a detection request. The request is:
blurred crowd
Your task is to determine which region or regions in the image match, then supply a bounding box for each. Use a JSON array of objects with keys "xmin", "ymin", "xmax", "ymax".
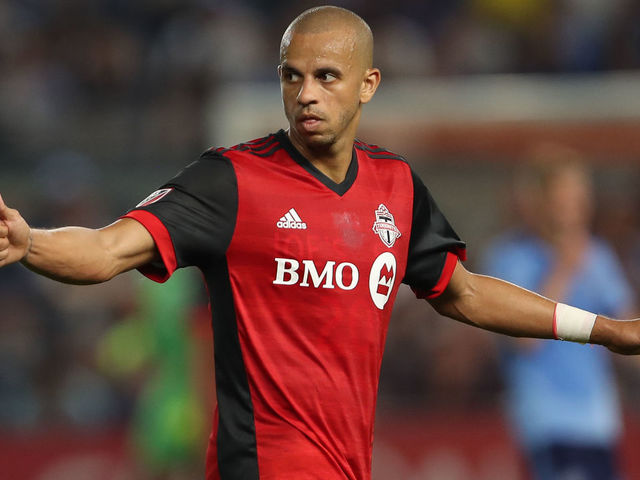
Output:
[
  {"xmin": 1, "ymin": 0, "xmax": 639, "ymax": 176},
  {"xmin": 1, "ymin": 0, "xmax": 640, "ymax": 478}
]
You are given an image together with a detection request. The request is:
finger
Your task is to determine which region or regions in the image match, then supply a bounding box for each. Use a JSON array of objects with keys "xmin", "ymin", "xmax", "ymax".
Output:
[
  {"xmin": 0, "ymin": 237, "xmax": 8, "ymax": 250},
  {"xmin": 0, "ymin": 223, "xmax": 7, "ymax": 237}
]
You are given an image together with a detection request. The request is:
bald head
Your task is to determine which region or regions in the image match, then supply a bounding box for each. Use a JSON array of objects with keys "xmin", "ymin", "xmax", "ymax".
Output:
[
  {"xmin": 278, "ymin": 6, "xmax": 381, "ymax": 158},
  {"xmin": 280, "ymin": 6, "xmax": 374, "ymax": 70}
]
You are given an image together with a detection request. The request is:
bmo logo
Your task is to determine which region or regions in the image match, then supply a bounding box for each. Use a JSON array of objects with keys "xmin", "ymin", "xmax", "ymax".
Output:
[
  {"xmin": 273, "ymin": 258, "xmax": 358, "ymax": 290},
  {"xmin": 273, "ymin": 253, "xmax": 398, "ymax": 309},
  {"xmin": 369, "ymin": 252, "xmax": 396, "ymax": 310}
]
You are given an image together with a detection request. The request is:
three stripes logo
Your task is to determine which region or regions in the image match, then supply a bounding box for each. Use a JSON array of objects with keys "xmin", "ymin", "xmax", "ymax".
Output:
[{"xmin": 277, "ymin": 208, "xmax": 307, "ymax": 230}]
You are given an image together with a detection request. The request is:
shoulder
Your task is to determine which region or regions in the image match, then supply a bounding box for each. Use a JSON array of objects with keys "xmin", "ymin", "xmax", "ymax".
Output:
[
  {"xmin": 204, "ymin": 132, "xmax": 282, "ymax": 160},
  {"xmin": 354, "ymin": 138, "xmax": 408, "ymax": 164},
  {"xmin": 488, "ymin": 230, "xmax": 532, "ymax": 249},
  {"xmin": 588, "ymin": 236, "xmax": 625, "ymax": 269},
  {"xmin": 483, "ymin": 230, "xmax": 542, "ymax": 264},
  {"xmin": 590, "ymin": 236, "xmax": 617, "ymax": 256}
]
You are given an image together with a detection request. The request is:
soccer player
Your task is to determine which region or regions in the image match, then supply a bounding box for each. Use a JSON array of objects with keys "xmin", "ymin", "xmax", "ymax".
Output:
[{"xmin": 0, "ymin": 6, "xmax": 639, "ymax": 480}]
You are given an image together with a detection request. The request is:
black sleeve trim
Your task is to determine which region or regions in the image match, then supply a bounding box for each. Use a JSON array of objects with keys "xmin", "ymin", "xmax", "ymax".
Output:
[
  {"xmin": 127, "ymin": 151, "xmax": 238, "ymax": 269},
  {"xmin": 403, "ymin": 168, "xmax": 466, "ymax": 293}
]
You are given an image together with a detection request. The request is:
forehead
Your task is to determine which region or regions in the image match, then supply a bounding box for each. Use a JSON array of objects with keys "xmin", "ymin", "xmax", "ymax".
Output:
[{"xmin": 281, "ymin": 30, "xmax": 357, "ymax": 70}]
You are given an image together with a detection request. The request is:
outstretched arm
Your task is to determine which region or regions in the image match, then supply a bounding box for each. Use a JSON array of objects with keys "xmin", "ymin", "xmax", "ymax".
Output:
[
  {"xmin": 0, "ymin": 194, "xmax": 157, "ymax": 284},
  {"xmin": 429, "ymin": 261, "xmax": 640, "ymax": 355}
]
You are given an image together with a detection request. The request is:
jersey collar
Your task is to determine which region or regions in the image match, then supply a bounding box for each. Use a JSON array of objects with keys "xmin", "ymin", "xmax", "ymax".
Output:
[{"xmin": 276, "ymin": 129, "xmax": 358, "ymax": 196}]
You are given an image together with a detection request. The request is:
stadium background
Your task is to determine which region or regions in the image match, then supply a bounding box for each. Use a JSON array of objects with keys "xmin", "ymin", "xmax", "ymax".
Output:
[{"xmin": 1, "ymin": 0, "xmax": 640, "ymax": 478}]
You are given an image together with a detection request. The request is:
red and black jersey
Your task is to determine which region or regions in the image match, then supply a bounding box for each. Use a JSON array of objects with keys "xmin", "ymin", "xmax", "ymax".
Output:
[{"xmin": 124, "ymin": 130, "xmax": 466, "ymax": 480}]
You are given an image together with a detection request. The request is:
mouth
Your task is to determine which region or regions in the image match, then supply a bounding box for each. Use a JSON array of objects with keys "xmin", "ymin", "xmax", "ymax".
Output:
[{"xmin": 297, "ymin": 113, "xmax": 324, "ymax": 132}]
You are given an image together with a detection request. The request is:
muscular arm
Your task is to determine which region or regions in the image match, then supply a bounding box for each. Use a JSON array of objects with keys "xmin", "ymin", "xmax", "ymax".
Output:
[
  {"xmin": 0, "ymin": 194, "xmax": 157, "ymax": 284},
  {"xmin": 430, "ymin": 261, "xmax": 640, "ymax": 355}
]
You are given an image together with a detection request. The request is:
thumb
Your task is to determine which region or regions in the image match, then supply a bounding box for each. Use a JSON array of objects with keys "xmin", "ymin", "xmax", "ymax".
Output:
[{"xmin": 0, "ymin": 193, "xmax": 8, "ymax": 219}]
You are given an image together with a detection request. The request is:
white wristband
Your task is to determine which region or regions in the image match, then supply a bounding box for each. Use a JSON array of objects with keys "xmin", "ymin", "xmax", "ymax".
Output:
[{"xmin": 553, "ymin": 303, "xmax": 597, "ymax": 344}]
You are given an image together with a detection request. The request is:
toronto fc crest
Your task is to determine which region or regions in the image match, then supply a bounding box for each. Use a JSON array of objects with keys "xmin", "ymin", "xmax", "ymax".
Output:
[{"xmin": 372, "ymin": 204, "xmax": 401, "ymax": 247}]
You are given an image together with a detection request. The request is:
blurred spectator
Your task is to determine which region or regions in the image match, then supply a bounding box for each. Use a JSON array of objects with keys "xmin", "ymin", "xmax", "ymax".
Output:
[
  {"xmin": 482, "ymin": 146, "xmax": 635, "ymax": 480},
  {"xmin": 97, "ymin": 269, "xmax": 210, "ymax": 479},
  {"xmin": 0, "ymin": 264, "xmax": 54, "ymax": 429}
]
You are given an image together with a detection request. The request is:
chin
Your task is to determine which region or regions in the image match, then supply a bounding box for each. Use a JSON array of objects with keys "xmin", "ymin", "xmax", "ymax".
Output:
[
  {"xmin": 296, "ymin": 128, "xmax": 334, "ymax": 148},
  {"xmin": 307, "ymin": 136, "xmax": 337, "ymax": 153}
]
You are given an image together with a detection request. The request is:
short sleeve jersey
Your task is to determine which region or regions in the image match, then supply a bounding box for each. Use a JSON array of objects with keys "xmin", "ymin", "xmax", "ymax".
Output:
[{"xmin": 124, "ymin": 130, "xmax": 466, "ymax": 480}]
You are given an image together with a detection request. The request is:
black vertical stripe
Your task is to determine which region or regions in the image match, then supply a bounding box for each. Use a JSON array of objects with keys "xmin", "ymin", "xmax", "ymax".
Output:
[{"xmin": 205, "ymin": 260, "xmax": 259, "ymax": 479}]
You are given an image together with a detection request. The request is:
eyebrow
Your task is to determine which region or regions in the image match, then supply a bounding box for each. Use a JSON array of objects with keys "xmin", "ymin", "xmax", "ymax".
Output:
[
  {"xmin": 280, "ymin": 63, "xmax": 343, "ymax": 78},
  {"xmin": 280, "ymin": 64, "xmax": 302, "ymax": 76}
]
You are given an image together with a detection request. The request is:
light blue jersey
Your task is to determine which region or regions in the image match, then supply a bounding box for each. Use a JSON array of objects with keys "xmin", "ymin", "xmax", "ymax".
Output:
[{"xmin": 482, "ymin": 231, "xmax": 634, "ymax": 449}]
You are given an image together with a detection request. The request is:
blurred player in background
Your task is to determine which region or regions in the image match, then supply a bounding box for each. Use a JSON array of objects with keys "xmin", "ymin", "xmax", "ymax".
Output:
[
  {"xmin": 97, "ymin": 268, "xmax": 211, "ymax": 480},
  {"xmin": 483, "ymin": 146, "xmax": 635, "ymax": 480},
  {"xmin": 2, "ymin": 6, "xmax": 640, "ymax": 480}
]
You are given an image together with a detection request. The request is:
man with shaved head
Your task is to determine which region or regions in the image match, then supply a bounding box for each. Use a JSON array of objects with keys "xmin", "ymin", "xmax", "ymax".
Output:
[
  {"xmin": 278, "ymin": 6, "xmax": 379, "ymax": 181},
  {"xmin": 1, "ymin": 5, "xmax": 640, "ymax": 480}
]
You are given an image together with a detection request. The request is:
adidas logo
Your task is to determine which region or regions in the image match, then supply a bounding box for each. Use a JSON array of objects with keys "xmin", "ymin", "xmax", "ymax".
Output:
[{"xmin": 277, "ymin": 208, "xmax": 307, "ymax": 230}]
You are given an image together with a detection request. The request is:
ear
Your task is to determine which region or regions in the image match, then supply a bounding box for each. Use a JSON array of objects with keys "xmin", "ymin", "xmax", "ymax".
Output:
[
  {"xmin": 277, "ymin": 64, "xmax": 283, "ymax": 80},
  {"xmin": 360, "ymin": 68, "xmax": 381, "ymax": 104}
]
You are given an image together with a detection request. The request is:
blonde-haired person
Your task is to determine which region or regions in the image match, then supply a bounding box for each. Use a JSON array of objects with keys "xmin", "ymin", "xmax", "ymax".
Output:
[{"xmin": 483, "ymin": 146, "xmax": 634, "ymax": 480}]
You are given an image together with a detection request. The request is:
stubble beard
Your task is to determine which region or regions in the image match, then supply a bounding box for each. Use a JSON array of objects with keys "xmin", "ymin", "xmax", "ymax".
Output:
[{"xmin": 298, "ymin": 107, "xmax": 358, "ymax": 154}]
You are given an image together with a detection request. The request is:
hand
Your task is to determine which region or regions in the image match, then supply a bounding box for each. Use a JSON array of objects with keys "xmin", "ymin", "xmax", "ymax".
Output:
[
  {"xmin": 0, "ymin": 193, "xmax": 32, "ymax": 267},
  {"xmin": 596, "ymin": 318, "xmax": 640, "ymax": 355},
  {"xmin": 610, "ymin": 320, "xmax": 640, "ymax": 355}
]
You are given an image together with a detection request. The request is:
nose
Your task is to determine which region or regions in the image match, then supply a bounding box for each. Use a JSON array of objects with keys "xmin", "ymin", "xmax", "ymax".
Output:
[{"xmin": 297, "ymin": 76, "xmax": 318, "ymax": 106}]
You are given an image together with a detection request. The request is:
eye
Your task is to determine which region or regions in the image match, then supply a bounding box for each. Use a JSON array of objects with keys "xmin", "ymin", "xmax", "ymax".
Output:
[
  {"xmin": 282, "ymin": 70, "xmax": 301, "ymax": 82},
  {"xmin": 318, "ymin": 72, "xmax": 337, "ymax": 82}
]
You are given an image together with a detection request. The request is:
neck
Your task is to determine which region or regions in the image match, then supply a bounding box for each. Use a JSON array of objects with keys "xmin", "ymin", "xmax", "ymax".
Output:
[
  {"xmin": 540, "ymin": 224, "xmax": 589, "ymax": 246},
  {"xmin": 287, "ymin": 130, "xmax": 355, "ymax": 184}
]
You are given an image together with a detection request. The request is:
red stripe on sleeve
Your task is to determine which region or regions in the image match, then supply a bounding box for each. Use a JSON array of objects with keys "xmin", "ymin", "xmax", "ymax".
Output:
[
  {"xmin": 425, "ymin": 251, "xmax": 459, "ymax": 299},
  {"xmin": 412, "ymin": 251, "xmax": 461, "ymax": 300},
  {"xmin": 454, "ymin": 246, "xmax": 467, "ymax": 262},
  {"xmin": 121, "ymin": 210, "xmax": 177, "ymax": 283}
]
